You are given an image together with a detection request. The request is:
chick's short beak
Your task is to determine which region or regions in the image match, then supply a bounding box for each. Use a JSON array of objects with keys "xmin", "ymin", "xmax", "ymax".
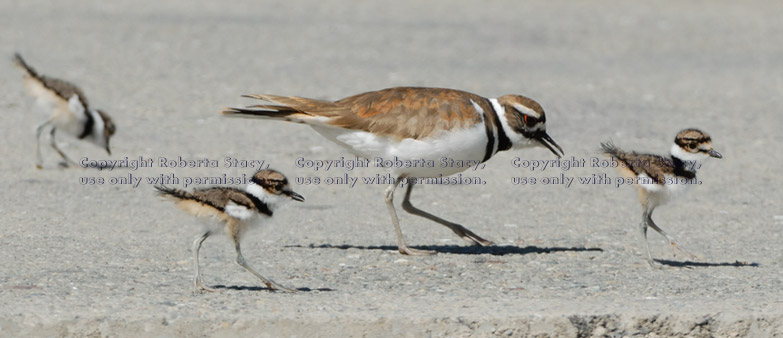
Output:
[{"xmin": 286, "ymin": 190, "xmax": 305, "ymax": 202}]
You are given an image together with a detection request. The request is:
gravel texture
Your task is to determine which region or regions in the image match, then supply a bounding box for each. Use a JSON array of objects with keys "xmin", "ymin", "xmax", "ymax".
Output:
[{"xmin": 1, "ymin": 0, "xmax": 782, "ymax": 337}]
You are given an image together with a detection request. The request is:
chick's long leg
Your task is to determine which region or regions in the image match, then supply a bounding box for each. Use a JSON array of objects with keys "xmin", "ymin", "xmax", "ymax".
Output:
[
  {"xmin": 192, "ymin": 231, "xmax": 216, "ymax": 292},
  {"xmin": 639, "ymin": 208, "xmax": 659, "ymax": 268},
  {"xmin": 646, "ymin": 211, "xmax": 698, "ymax": 260},
  {"xmin": 35, "ymin": 120, "xmax": 52, "ymax": 169},
  {"xmin": 232, "ymin": 233, "xmax": 296, "ymax": 293},
  {"xmin": 49, "ymin": 128, "xmax": 78, "ymax": 167}
]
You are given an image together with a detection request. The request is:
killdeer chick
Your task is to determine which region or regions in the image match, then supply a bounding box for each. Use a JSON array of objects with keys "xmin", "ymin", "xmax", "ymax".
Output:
[
  {"xmin": 155, "ymin": 169, "xmax": 305, "ymax": 292},
  {"xmin": 13, "ymin": 53, "xmax": 115, "ymax": 168},
  {"xmin": 601, "ymin": 129, "xmax": 722, "ymax": 267},
  {"xmin": 223, "ymin": 87, "xmax": 563, "ymax": 255}
]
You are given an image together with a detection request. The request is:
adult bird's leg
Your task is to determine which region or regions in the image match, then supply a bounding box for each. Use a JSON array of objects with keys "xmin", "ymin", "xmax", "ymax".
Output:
[
  {"xmin": 385, "ymin": 175, "xmax": 435, "ymax": 255},
  {"xmin": 401, "ymin": 179, "xmax": 494, "ymax": 246}
]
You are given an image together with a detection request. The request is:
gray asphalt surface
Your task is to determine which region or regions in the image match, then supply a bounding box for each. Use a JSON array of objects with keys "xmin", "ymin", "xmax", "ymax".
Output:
[{"xmin": 1, "ymin": 1, "xmax": 782, "ymax": 337}]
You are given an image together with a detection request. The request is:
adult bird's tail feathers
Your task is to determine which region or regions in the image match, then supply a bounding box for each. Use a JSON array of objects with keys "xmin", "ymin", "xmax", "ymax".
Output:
[
  {"xmin": 221, "ymin": 106, "xmax": 314, "ymax": 124},
  {"xmin": 242, "ymin": 94, "xmax": 340, "ymax": 114},
  {"xmin": 221, "ymin": 94, "xmax": 339, "ymax": 124}
]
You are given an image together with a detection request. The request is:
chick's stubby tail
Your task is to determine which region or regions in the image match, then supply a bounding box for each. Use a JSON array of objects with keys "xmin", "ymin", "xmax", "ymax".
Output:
[
  {"xmin": 601, "ymin": 140, "xmax": 638, "ymax": 170},
  {"xmin": 600, "ymin": 140, "xmax": 622, "ymax": 158},
  {"xmin": 154, "ymin": 185, "xmax": 194, "ymax": 201},
  {"xmin": 13, "ymin": 53, "xmax": 39, "ymax": 78}
]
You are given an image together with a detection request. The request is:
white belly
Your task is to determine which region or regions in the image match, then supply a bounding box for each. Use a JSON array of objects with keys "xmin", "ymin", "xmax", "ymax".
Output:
[
  {"xmin": 638, "ymin": 173, "xmax": 697, "ymax": 207},
  {"xmin": 311, "ymin": 124, "xmax": 489, "ymax": 178},
  {"xmin": 25, "ymin": 79, "xmax": 86, "ymax": 138}
]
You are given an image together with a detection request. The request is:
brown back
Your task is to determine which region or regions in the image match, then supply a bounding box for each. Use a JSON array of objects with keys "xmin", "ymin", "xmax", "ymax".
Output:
[{"xmin": 257, "ymin": 87, "xmax": 489, "ymax": 140}]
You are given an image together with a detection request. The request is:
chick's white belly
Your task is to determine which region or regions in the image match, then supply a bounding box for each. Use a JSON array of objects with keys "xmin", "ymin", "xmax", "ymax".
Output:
[{"xmin": 638, "ymin": 173, "xmax": 696, "ymax": 207}]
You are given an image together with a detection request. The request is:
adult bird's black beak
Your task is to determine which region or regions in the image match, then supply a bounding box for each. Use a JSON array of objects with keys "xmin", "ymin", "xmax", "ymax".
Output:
[
  {"xmin": 708, "ymin": 149, "xmax": 722, "ymax": 159},
  {"xmin": 286, "ymin": 190, "xmax": 305, "ymax": 202},
  {"xmin": 535, "ymin": 131, "xmax": 564, "ymax": 158}
]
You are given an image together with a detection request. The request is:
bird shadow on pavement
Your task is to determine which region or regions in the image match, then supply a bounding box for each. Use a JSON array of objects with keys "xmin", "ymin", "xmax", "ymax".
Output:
[
  {"xmin": 211, "ymin": 285, "xmax": 335, "ymax": 292},
  {"xmin": 286, "ymin": 244, "xmax": 603, "ymax": 256},
  {"xmin": 655, "ymin": 259, "xmax": 759, "ymax": 268}
]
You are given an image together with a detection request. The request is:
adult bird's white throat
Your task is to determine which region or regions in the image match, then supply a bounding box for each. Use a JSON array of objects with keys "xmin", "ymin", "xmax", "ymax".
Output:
[{"xmin": 223, "ymin": 86, "xmax": 563, "ymax": 255}]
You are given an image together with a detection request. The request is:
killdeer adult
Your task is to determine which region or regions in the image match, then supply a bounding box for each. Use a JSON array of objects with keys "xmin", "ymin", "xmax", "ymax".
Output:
[
  {"xmin": 155, "ymin": 169, "xmax": 305, "ymax": 292},
  {"xmin": 601, "ymin": 129, "xmax": 722, "ymax": 267},
  {"xmin": 223, "ymin": 87, "xmax": 563, "ymax": 255},
  {"xmin": 13, "ymin": 53, "xmax": 115, "ymax": 168}
]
